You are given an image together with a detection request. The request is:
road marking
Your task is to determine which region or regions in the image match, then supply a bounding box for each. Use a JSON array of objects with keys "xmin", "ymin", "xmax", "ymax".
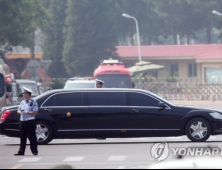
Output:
[
  {"xmin": 18, "ymin": 157, "xmax": 42, "ymax": 163},
  {"xmin": 107, "ymin": 156, "xmax": 128, "ymax": 162},
  {"xmin": 10, "ymin": 164, "xmax": 23, "ymax": 169},
  {"xmin": 63, "ymin": 157, "xmax": 85, "ymax": 162}
]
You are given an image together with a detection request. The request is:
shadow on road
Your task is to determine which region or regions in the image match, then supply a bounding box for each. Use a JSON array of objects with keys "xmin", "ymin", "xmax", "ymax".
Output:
[{"xmin": 4, "ymin": 140, "xmax": 222, "ymax": 146}]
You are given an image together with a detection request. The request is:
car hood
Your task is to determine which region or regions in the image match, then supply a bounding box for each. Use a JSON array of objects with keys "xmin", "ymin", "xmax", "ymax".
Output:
[{"xmin": 175, "ymin": 105, "xmax": 222, "ymax": 113}]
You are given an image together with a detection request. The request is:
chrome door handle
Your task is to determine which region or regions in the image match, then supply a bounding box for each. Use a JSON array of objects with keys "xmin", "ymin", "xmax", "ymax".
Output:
[
  {"xmin": 45, "ymin": 109, "xmax": 53, "ymax": 112},
  {"xmin": 132, "ymin": 109, "xmax": 141, "ymax": 113}
]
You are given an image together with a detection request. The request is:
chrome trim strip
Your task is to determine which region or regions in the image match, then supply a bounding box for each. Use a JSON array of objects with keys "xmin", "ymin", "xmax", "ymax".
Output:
[
  {"xmin": 40, "ymin": 90, "xmax": 172, "ymax": 109},
  {"xmin": 5, "ymin": 129, "xmax": 19, "ymax": 132},
  {"xmin": 58, "ymin": 129, "xmax": 180, "ymax": 132}
]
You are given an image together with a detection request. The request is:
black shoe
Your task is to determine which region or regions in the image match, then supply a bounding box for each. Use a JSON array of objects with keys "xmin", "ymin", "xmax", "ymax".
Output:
[
  {"xmin": 33, "ymin": 153, "xmax": 38, "ymax": 156},
  {"xmin": 14, "ymin": 152, "xmax": 24, "ymax": 156}
]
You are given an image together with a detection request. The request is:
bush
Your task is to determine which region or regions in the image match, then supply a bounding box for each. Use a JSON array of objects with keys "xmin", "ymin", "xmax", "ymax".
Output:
[{"xmin": 51, "ymin": 79, "xmax": 66, "ymax": 90}]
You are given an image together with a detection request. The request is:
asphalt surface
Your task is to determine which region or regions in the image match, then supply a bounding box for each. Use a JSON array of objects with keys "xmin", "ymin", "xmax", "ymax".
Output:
[{"xmin": 1, "ymin": 101, "xmax": 222, "ymax": 169}]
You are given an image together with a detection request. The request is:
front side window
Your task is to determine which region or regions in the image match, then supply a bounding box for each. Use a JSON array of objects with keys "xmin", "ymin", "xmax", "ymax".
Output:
[
  {"xmin": 127, "ymin": 92, "xmax": 159, "ymax": 107},
  {"xmin": 86, "ymin": 92, "xmax": 125, "ymax": 106},
  {"xmin": 43, "ymin": 95, "xmax": 56, "ymax": 107}
]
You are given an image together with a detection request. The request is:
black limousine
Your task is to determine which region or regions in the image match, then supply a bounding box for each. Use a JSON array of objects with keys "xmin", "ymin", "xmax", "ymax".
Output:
[{"xmin": 1, "ymin": 89, "xmax": 222, "ymax": 145}]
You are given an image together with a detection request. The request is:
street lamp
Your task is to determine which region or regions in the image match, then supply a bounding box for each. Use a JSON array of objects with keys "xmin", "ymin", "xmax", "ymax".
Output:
[
  {"xmin": 213, "ymin": 10, "xmax": 222, "ymax": 17},
  {"xmin": 122, "ymin": 13, "xmax": 142, "ymax": 63}
]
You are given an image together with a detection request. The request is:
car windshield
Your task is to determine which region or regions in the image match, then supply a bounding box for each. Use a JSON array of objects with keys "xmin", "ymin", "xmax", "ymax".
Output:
[
  {"xmin": 18, "ymin": 83, "xmax": 40, "ymax": 97},
  {"xmin": 65, "ymin": 82, "xmax": 95, "ymax": 89},
  {"xmin": 96, "ymin": 74, "xmax": 131, "ymax": 88}
]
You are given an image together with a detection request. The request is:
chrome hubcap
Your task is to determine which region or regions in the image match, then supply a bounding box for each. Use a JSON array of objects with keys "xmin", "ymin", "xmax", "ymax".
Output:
[
  {"xmin": 36, "ymin": 124, "xmax": 49, "ymax": 142},
  {"xmin": 190, "ymin": 121, "xmax": 208, "ymax": 139}
]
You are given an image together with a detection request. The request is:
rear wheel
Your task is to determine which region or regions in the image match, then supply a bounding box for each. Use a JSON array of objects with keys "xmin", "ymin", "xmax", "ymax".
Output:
[
  {"xmin": 36, "ymin": 121, "xmax": 53, "ymax": 145},
  {"xmin": 186, "ymin": 118, "xmax": 211, "ymax": 142}
]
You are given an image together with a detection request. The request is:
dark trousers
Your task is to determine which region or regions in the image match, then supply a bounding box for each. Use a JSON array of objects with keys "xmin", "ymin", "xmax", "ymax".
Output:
[{"xmin": 19, "ymin": 120, "xmax": 38, "ymax": 154}]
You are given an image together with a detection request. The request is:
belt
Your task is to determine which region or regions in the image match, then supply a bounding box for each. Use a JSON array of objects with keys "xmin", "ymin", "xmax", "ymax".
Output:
[{"xmin": 21, "ymin": 117, "xmax": 35, "ymax": 122}]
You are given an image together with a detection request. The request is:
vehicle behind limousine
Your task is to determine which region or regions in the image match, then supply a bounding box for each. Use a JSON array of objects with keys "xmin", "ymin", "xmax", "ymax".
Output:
[{"xmin": 1, "ymin": 89, "xmax": 222, "ymax": 145}]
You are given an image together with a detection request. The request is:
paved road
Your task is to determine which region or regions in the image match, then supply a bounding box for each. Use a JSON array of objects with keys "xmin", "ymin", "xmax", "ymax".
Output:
[
  {"xmin": 1, "ymin": 136, "xmax": 222, "ymax": 169},
  {"xmin": 1, "ymin": 102, "xmax": 222, "ymax": 169}
]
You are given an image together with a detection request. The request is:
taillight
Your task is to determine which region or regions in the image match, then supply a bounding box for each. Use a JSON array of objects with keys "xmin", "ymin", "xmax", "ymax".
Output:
[{"xmin": 1, "ymin": 110, "xmax": 11, "ymax": 122}]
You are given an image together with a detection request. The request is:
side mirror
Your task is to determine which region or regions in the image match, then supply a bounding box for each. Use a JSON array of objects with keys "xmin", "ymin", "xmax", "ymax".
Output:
[
  {"xmin": 158, "ymin": 102, "xmax": 166, "ymax": 110},
  {"xmin": 6, "ymin": 84, "xmax": 12, "ymax": 93}
]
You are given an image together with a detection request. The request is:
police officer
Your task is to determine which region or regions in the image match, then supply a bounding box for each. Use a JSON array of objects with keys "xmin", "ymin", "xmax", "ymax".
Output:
[
  {"xmin": 15, "ymin": 87, "xmax": 39, "ymax": 156},
  {"xmin": 95, "ymin": 79, "xmax": 104, "ymax": 88}
]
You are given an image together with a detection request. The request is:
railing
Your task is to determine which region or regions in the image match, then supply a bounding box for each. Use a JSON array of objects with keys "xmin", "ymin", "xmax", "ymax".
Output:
[{"xmin": 134, "ymin": 78, "xmax": 222, "ymax": 101}]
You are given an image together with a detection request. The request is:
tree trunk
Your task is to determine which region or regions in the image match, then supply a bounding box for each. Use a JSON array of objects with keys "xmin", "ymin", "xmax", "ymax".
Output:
[
  {"xmin": 30, "ymin": 29, "xmax": 35, "ymax": 59},
  {"xmin": 173, "ymin": 33, "xmax": 177, "ymax": 45},
  {"xmin": 187, "ymin": 34, "xmax": 190, "ymax": 45},
  {"xmin": 206, "ymin": 20, "xmax": 212, "ymax": 44},
  {"xmin": 147, "ymin": 32, "xmax": 152, "ymax": 45},
  {"xmin": 129, "ymin": 32, "xmax": 134, "ymax": 45}
]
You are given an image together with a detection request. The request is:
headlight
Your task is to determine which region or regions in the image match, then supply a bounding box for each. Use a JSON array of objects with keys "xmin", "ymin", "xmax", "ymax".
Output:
[{"xmin": 210, "ymin": 112, "xmax": 222, "ymax": 120}]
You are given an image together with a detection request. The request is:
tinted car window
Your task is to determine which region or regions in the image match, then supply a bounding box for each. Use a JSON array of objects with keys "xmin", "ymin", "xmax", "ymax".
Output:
[
  {"xmin": 56, "ymin": 93, "xmax": 83, "ymax": 106},
  {"xmin": 87, "ymin": 92, "xmax": 125, "ymax": 106},
  {"xmin": 127, "ymin": 92, "xmax": 159, "ymax": 107},
  {"xmin": 0, "ymin": 74, "xmax": 4, "ymax": 97},
  {"xmin": 43, "ymin": 95, "xmax": 56, "ymax": 107}
]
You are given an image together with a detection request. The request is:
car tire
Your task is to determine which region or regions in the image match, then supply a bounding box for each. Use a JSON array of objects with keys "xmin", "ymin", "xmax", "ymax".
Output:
[
  {"xmin": 186, "ymin": 118, "xmax": 211, "ymax": 142},
  {"xmin": 36, "ymin": 121, "xmax": 53, "ymax": 145}
]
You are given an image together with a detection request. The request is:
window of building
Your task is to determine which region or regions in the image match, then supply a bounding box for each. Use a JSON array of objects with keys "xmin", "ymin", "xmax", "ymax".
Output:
[
  {"xmin": 205, "ymin": 68, "xmax": 222, "ymax": 84},
  {"xmin": 170, "ymin": 64, "xmax": 178, "ymax": 77},
  {"xmin": 188, "ymin": 63, "xmax": 197, "ymax": 77}
]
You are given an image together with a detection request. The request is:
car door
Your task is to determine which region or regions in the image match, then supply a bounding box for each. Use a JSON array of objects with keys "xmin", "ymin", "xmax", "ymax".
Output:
[
  {"xmin": 41, "ymin": 92, "xmax": 89, "ymax": 138},
  {"xmin": 127, "ymin": 92, "xmax": 182, "ymax": 137},
  {"xmin": 85, "ymin": 91, "xmax": 131, "ymax": 138}
]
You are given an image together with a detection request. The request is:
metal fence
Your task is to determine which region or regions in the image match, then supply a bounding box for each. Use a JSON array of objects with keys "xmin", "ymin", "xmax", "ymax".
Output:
[{"xmin": 134, "ymin": 78, "xmax": 222, "ymax": 101}]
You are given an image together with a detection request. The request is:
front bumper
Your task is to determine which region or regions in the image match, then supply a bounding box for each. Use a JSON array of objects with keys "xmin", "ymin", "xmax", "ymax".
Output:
[{"xmin": 212, "ymin": 119, "xmax": 222, "ymax": 135}]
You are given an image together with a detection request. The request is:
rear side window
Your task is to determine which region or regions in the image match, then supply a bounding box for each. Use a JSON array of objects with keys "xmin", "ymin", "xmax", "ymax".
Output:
[
  {"xmin": 86, "ymin": 92, "xmax": 125, "ymax": 106},
  {"xmin": 127, "ymin": 92, "xmax": 159, "ymax": 107},
  {"xmin": 56, "ymin": 93, "xmax": 83, "ymax": 106},
  {"xmin": 0, "ymin": 74, "xmax": 4, "ymax": 97},
  {"xmin": 43, "ymin": 95, "xmax": 56, "ymax": 107}
]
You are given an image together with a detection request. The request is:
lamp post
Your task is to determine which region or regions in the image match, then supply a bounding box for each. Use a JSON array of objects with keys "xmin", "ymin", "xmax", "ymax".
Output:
[
  {"xmin": 213, "ymin": 10, "xmax": 222, "ymax": 17},
  {"xmin": 122, "ymin": 13, "xmax": 142, "ymax": 63}
]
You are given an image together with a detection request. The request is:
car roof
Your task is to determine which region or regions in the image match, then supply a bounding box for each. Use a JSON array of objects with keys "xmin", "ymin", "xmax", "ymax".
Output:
[
  {"xmin": 14, "ymin": 79, "xmax": 37, "ymax": 84},
  {"xmin": 66, "ymin": 80, "xmax": 96, "ymax": 83},
  {"xmin": 45, "ymin": 88, "xmax": 149, "ymax": 95}
]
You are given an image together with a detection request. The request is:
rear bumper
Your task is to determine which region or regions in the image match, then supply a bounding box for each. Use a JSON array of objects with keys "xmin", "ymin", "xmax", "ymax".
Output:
[{"xmin": 0, "ymin": 123, "xmax": 20, "ymax": 138}]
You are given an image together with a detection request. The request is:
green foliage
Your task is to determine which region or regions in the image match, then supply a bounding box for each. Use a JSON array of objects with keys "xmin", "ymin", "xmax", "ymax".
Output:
[
  {"xmin": 63, "ymin": 0, "xmax": 119, "ymax": 76},
  {"xmin": 42, "ymin": 0, "xmax": 67, "ymax": 78},
  {"xmin": 0, "ymin": 0, "xmax": 46, "ymax": 58},
  {"xmin": 51, "ymin": 79, "xmax": 66, "ymax": 90}
]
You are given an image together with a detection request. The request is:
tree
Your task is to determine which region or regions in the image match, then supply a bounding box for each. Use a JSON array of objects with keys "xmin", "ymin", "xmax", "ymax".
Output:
[
  {"xmin": 0, "ymin": 0, "xmax": 45, "ymax": 58},
  {"xmin": 42, "ymin": 0, "xmax": 67, "ymax": 78},
  {"xmin": 63, "ymin": 0, "xmax": 119, "ymax": 76}
]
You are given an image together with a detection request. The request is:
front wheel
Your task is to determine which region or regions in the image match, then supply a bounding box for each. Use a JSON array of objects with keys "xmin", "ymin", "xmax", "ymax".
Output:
[
  {"xmin": 36, "ymin": 121, "xmax": 53, "ymax": 145},
  {"xmin": 186, "ymin": 118, "xmax": 211, "ymax": 142}
]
